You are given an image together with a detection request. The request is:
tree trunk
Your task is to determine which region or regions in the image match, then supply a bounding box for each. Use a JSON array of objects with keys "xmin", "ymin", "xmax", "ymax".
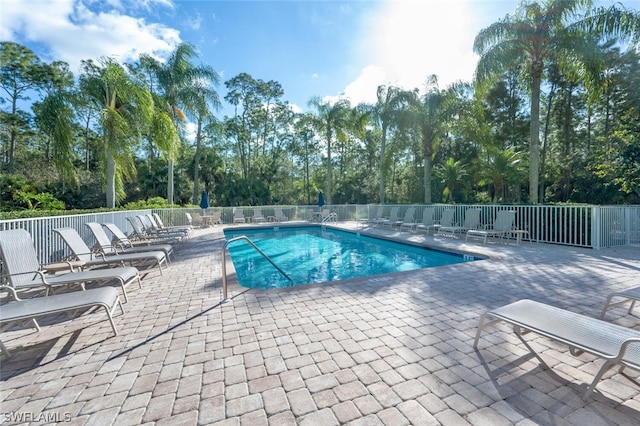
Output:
[
  {"xmin": 326, "ymin": 125, "xmax": 332, "ymax": 205},
  {"xmin": 529, "ymin": 67, "xmax": 542, "ymax": 204},
  {"xmin": 423, "ymin": 156, "xmax": 432, "ymax": 204},
  {"xmin": 106, "ymin": 149, "xmax": 116, "ymax": 208},
  {"xmin": 167, "ymin": 159, "xmax": 174, "ymax": 205},
  {"xmin": 192, "ymin": 117, "xmax": 203, "ymax": 205},
  {"xmin": 378, "ymin": 124, "xmax": 387, "ymax": 203}
]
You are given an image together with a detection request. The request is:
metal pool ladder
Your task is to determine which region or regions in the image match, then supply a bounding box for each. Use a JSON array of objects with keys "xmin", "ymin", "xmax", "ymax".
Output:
[{"xmin": 221, "ymin": 236, "xmax": 295, "ymax": 300}]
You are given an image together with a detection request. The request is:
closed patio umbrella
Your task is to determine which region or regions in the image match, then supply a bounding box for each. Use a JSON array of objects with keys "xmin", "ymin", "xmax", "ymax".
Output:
[
  {"xmin": 200, "ymin": 191, "xmax": 210, "ymax": 214},
  {"xmin": 318, "ymin": 191, "xmax": 325, "ymax": 208}
]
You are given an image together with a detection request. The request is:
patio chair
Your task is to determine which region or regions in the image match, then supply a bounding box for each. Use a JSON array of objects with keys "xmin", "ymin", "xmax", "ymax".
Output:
[
  {"xmin": 399, "ymin": 207, "xmax": 417, "ymax": 231},
  {"xmin": 0, "ymin": 229, "xmax": 140, "ymax": 302},
  {"xmin": 439, "ymin": 208, "xmax": 481, "ymax": 237},
  {"xmin": 0, "ymin": 285, "xmax": 124, "ymax": 357},
  {"xmin": 87, "ymin": 222, "xmax": 174, "ymax": 262},
  {"xmin": 365, "ymin": 206, "xmax": 385, "ymax": 227},
  {"xmin": 275, "ymin": 208, "xmax": 288, "ymax": 222},
  {"xmin": 152, "ymin": 213, "xmax": 193, "ymax": 236},
  {"xmin": 426, "ymin": 209, "xmax": 455, "ymax": 236},
  {"xmin": 600, "ymin": 287, "xmax": 640, "ymax": 319},
  {"xmin": 253, "ymin": 209, "xmax": 266, "ymax": 223},
  {"xmin": 415, "ymin": 207, "xmax": 436, "ymax": 234},
  {"xmin": 466, "ymin": 210, "xmax": 515, "ymax": 244},
  {"xmin": 145, "ymin": 214, "xmax": 189, "ymax": 238},
  {"xmin": 103, "ymin": 223, "xmax": 176, "ymax": 253},
  {"xmin": 233, "ymin": 209, "xmax": 246, "ymax": 224},
  {"xmin": 127, "ymin": 216, "xmax": 183, "ymax": 244},
  {"xmin": 136, "ymin": 215, "xmax": 187, "ymax": 241},
  {"xmin": 474, "ymin": 299, "xmax": 640, "ymax": 400},
  {"xmin": 54, "ymin": 227, "xmax": 167, "ymax": 276},
  {"xmin": 381, "ymin": 207, "xmax": 400, "ymax": 228}
]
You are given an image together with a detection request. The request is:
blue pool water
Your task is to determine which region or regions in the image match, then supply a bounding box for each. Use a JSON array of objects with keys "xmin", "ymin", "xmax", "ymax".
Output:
[{"xmin": 224, "ymin": 226, "xmax": 478, "ymax": 289}]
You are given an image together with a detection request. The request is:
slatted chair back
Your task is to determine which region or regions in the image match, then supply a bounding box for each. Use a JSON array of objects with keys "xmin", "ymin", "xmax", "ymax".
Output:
[
  {"xmin": 439, "ymin": 209, "xmax": 455, "ymax": 227},
  {"xmin": 53, "ymin": 228, "xmax": 96, "ymax": 262},
  {"xmin": 86, "ymin": 222, "xmax": 119, "ymax": 255},
  {"xmin": 462, "ymin": 209, "xmax": 482, "ymax": 230},
  {"xmin": 0, "ymin": 229, "xmax": 44, "ymax": 288},
  {"xmin": 422, "ymin": 207, "xmax": 435, "ymax": 226}
]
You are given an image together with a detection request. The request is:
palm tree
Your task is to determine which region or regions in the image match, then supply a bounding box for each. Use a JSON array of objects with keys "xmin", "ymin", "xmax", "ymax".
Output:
[
  {"xmin": 78, "ymin": 58, "xmax": 154, "ymax": 207},
  {"xmin": 373, "ymin": 85, "xmax": 405, "ymax": 203},
  {"xmin": 435, "ymin": 157, "xmax": 468, "ymax": 203},
  {"xmin": 139, "ymin": 43, "xmax": 220, "ymax": 204},
  {"xmin": 474, "ymin": 0, "xmax": 640, "ymax": 204},
  {"xmin": 404, "ymin": 76, "xmax": 457, "ymax": 203},
  {"xmin": 483, "ymin": 147, "xmax": 524, "ymax": 203},
  {"xmin": 308, "ymin": 97, "xmax": 351, "ymax": 205}
]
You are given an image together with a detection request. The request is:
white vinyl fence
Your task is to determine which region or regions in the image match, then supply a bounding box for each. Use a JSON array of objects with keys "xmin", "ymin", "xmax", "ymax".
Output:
[{"xmin": 1, "ymin": 205, "xmax": 639, "ymax": 267}]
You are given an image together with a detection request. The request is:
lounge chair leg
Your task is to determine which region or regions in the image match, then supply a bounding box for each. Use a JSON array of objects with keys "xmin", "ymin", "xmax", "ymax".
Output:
[
  {"xmin": 473, "ymin": 313, "xmax": 502, "ymax": 349},
  {"xmin": 0, "ymin": 339, "xmax": 10, "ymax": 358},
  {"xmin": 584, "ymin": 361, "xmax": 616, "ymax": 400},
  {"xmin": 628, "ymin": 300, "xmax": 637, "ymax": 315},
  {"xmin": 599, "ymin": 295, "xmax": 615, "ymax": 319}
]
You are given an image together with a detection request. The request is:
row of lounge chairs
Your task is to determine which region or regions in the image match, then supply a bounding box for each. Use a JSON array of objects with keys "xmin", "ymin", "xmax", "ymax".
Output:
[
  {"xmin": 194, "ymin": 208, "xmax": 289, "ymax": 226},
  {"xmin": 0, "ymin": 213, "xmax": 190, "ymax": 357},
  {"xmin": 364, "ymin": 207, "xmax": 520, "ymax": 244}
]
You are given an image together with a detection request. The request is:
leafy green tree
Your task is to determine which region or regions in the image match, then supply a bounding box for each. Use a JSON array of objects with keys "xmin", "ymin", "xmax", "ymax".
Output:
[
  {"xmin": 0, "ymin": 42, "xmax": 53, "ymax": 173},
  {"xmin": 474, "ymin": 0, "xmax": 640, "ymax": 204}
]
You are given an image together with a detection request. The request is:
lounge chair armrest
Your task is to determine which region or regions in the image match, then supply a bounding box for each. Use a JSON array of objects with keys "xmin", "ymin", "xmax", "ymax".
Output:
[
  {"xmin": 0, "ymin": 285, "xmax": 22, "ymax": 301},
  {"xmin": 1, "ymin": 270, "xmax": 50, "ymax": 285},
  {"xmin": 617, "ymin": 337, "xmax": 640, "ymax": 361}
]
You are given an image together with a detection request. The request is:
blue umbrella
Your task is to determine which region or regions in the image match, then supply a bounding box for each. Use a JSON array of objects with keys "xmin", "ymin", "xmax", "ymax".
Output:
[
  {"xmin": 318, "ymin": 191, "xmax": 325, "ymax": 208},
  {"xmin": 200, "ymin": 191, "xmax": 210, "ymax": 211}
]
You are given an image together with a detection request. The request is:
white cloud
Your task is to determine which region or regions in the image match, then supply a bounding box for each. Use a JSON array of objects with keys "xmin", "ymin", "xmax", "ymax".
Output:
[
  {"xmin": 336, "ymin": 0, "xmax": 485, "ymax": 104},
  {"xmin": 0, "ymin": 0, "xmax": 180, "ymax": 73},
  {"xmin": 324, "ymin": 65, "xmax": 386, "ymax": 106}
]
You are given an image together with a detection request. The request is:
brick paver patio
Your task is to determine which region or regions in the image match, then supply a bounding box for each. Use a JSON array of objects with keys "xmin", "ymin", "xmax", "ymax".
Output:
[{"xmin": 1, "ymin": 223, "xmax": 639, "ymax": 425}]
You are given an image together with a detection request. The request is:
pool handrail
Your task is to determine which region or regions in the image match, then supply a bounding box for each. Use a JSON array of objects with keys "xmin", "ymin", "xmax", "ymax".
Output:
[{"xmin": 221, "ymin": 236, "xmax": 295, "ymax": 300}]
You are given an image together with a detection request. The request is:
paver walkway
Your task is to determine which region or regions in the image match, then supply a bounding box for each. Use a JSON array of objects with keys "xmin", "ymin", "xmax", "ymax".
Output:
[{"xmin": 1, "ymin": 223, "xmax": 639, "ymax": 425}]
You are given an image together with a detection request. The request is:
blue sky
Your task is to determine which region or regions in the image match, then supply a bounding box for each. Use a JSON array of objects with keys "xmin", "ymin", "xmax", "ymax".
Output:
[{"xmin": 2, "ymin": 0, "xmax": 638, "ymax": 119}]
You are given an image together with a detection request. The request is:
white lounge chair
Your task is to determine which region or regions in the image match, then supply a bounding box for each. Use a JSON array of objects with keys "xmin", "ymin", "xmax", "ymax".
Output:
[
  {"xmin": 103, "ymin": 223, "xmax": 177, "ymax": 254},
  {"xmin": 399, "ymin": 207, "xmax": 416, "ymax": 231},
  {"xmin": 381, "ymin": 207, "xmax": 400, "ymax": 228},
  {"xmin": 54, "ymin": 227, "xmax": 167, "ymax": 276},
  {"xmin": 87, "ymin": 222, "xmax": 174, "ymax": 262},
  {"xmin": 369, "ymin": 207, "xmax": 387, "ymax": 227},
  {"xmin": 474, "ymin": 299, "xmax": 640, "ymax": 400},
  {"xmin": 430, "ymin": 209, "xmax": 455, "ymax": 235},
  {"xmin": 233, "ymin": 209, "xmax": 246, "ymax": 224},
  {"xmin": 145, "ymin": 214, "xmax": 189, "ymax": 238},
  {"xmin": 600, "ymin": 287, "xmax": 640, "ymax": 319},
  {"xmin": 132, "ymin": 216, "xmax": 186, "ymax": 242},
  {"xmin": 466, "ymin": 210, "xmax": 515, "ymax": 244},
  {"xmin": 152, "ymin": 213, "xmax": 193, "ymax": 236},
  {"xmin": 0, "ymin": 229, "xmax": 141, "ymax": 302},
  {"xmin": 440, "ymin": 208, "xmax": 481, "ymax": 237},
  {"xmin": 415, "ymin": 207, "xmax": 436, "ymax": 234},
  {"xmin": 275, "ymin": 208, "xmax": 288, "ymax": 222},
  {"xmin": 0, "ymin": 285, "xmax": 124, "ymax": 357},
  {"xmin": 253, "ymin": 209, "xmax": 266, "ymax": 223}
]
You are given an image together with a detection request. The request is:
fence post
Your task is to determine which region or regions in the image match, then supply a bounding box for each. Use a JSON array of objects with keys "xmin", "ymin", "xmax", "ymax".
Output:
[{"xmin": 592, "ymin": 206, "xmax": 600, "ymax": 250}]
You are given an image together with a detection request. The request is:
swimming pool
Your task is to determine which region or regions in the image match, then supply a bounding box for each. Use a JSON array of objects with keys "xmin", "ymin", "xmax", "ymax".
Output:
[{"xmin": 224, "ymin": 226, "xmax": 479, "ymax": 289}]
